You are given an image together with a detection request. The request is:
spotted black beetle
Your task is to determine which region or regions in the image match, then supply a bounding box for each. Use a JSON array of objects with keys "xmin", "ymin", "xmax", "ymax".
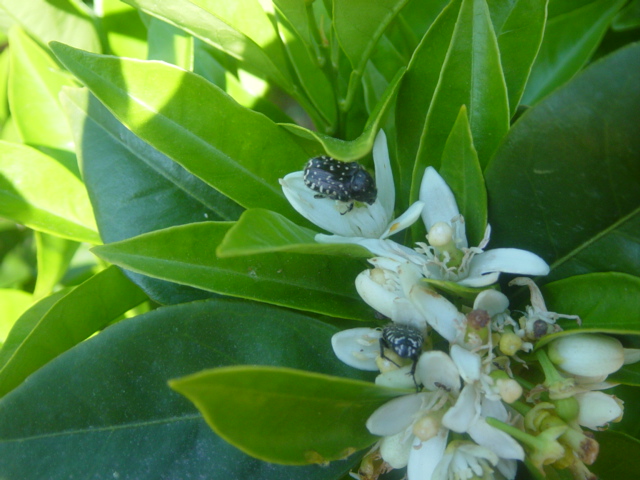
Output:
[
  {"xmin": 379, "ymin": 323, "xmax": 424, "ymax": 390},
  {"xmin": 303, "ymin": 156, "xmax": 377, "ymax": 212}
]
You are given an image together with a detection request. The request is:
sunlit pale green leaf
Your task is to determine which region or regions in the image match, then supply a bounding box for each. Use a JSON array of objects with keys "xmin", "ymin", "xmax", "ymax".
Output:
[
  {"xmin": 0, "ymin": 0, "xmax": 101, "ymax": 53},
  {"xmin": 217, "ymin": 209, "xmax": 371, "ymax": 258},
  {"xmin": 0, "ymin": 141, "xmax": 99, "ymax": 243},
  {"xmin": 92, "ymin": 222, "xmax": 374, "ymax": 321},
  {"xmin": 170, "ymin": 366, "xmax": 403, "ymax": 465},
  {"xmin": 0, "ymin": 289, "xmax": 32, "ymax": 343},
  {"xmin": 0, "ymin": 266, "xmax": 147, "ymax": 397},
  {"xmin": 282, "ymin": 67, "xmax": 405, "ymax": 160},
  {"xmin": 123, "ymin": 0, "xmax": 294, "ymax": 92},
  {"xmin": 486, "ymin": 44, "xmax": 640, "ymax": 279},
  {"xmin": 32, "ymin": 232, "xmax": 79, "ymax": 299},
  {"xmin": 438, "ymin": 106, "xmax": 486, "ymax": 247},
  {"xmin": 61, "ymin": 87, "xmax": 231, "ymax": 304},
  {"xmin": 52, "ymin": 43, "xmax": 307, "ymax": 217},
  {"xmin": 147, "ymin": 17, "xmax": 193, "ymax": 69},
  {"xmin": 535, "ymin": 273, "xmax": 640, "ymax": 348},
  {"xmin": 522, "ymin": 0, "xmax": 626, "ymax": 105},
  {"xmin": 8, "ymin": 27, "xmax": 76, "ymax": 152},
  {"xmin": 99, "ymin": 0, "xmax": 147, "ymax": 59},
  {"xmin": 0, "ymin": 299, "xmax": 367, "ymax": 479}
]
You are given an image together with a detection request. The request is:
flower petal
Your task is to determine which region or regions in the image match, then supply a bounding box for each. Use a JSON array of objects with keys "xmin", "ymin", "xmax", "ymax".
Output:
[
  {"xmin": 407, "ymin": 428, "xmax": 448, "ymax": 480},
  {"xmin": 473, "ymin": 289, "xmax": 509, "ymax": 317},
  {"xmin": 376, "ymin": 365, "xmax": 417, "ymax": 389},
  {"xmin": 373, "ymin": 129, "xmax": 395, "ymax": 219},
  {"xmin": 467, "ymin": 418, "xmax": 524, "ymax": 460},
  {"xmin": 575, "ymin": 391, "xmax": 623, "ymax": 429},
  {"xmin": 450, "ymin": 345, "xmax": 482, "ymax": 383},
  {"xmin": 419, "ymin": 167, "xmax": 463, "ymax": 242},
  {"xmin": 410, "ymin": 285, "xmax": 466, "ymax": 343},
  {"xmin": 417, "ymin": 351, "xmax": 461, "ymax": 394},
  {"xmin": 380, "ymin": 201, "xmax": 425, "ymax": 239},
  {"xmin": 331, "ymin": 328, "xmax": 381, "ymax": 371},
  {"xmin": 367, "ymin": 394, "xmax": 424, "ymax": 436},
  {"xmin": 280, "ymin": 172, "xmax": 388, "ymax": 237},
  {"xmin": 463, "ymin": 248, "xmax": 550, "ymax": 286},
  {"xmin": 380, "ymin": 430, "xmax": 413, "ymax": 469},
  {"xmin": 442, "ymin": 384, "xmax": 478, "ymax": 433}
]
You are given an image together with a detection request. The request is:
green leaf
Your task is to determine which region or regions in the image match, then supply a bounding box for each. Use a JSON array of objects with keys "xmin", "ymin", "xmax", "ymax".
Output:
[
  {"xmin": 0, "ymin": 289, "xmax": 32, "ymax": 343},
  {"xmin": 217, "ymin": 209, "xmax": 371, "ymax": 258},
  {"xmin": 613, "ymin": 0, "xmax": 640, "ymax": 31},
  {"xmin": 488, "ymin": 0, "xmax": 547, "ymax": 114},
  {"xmin": 276, "ymin": 9, "xmax": 337, "ymax": 131},
  {"xmin": 7, "ymin": 27, "xmax": 76, "ymax": 153},
  {"xmin": 32, "ymin": 232, "xmax": 79, "ymax": 299},
  {"xmin": 0, "ymin": 141, "xmax": 100, "ymax": 244},
  {"xmin": 281, "ymin": 67, "xmax": 405, "ymax": 160},
  {"xmin": 535, "ymin": 273, "xmax": 640, "ymax": 347},
  {"xmin": 171, "ymin": 366, "xmax": 402, "ymax": 465},
  {"xmin": 591, "ymin": 431, "xmax": 640, "ymax": 480},
  {"xmin": 92, "ymin": 222, "xmax": 374, "ymax": 321},
  {"xmin": 147, "ymin": 17, "xmax": 194, "ymax": 69},
  {"xmin": 0, "ymin": 0, "xmax": 101, "ymax": 53},
  {"xmin": 0, "ymin": 299, "xmax": 367, "ymax": 479},
  {"xmin": 61, "ymin": 86, "xmax": 231, "ymax": 304},
  {"xmin": 396, "ymin": 0, "xmax": 462, "ymax": 202},
  {"xmin": 438, "ymin": 106, "xmax": 487, "ymax": 247},
  {"xmin": 610, "ymin": 362, "xmax": 640, "ymax": 386},
  {"xmin": 333, "ymin": 0, "xmax": 409, "ymax": 108},
  {"xmin": 413, "ymin": 0, "xmax": 509, "ymax": 193},
  {"xmin": 99, "ymin": 0, "xmax": 147, "ymax": 59},
  {"xmin": 52, "ymin": 43, "xmax": 307, "ymax": 217},
  {"xmin": 485, "ymin": 43, "xmax": 640, "ymax": 278},
  {"xmin": 522, "ymin": 0, "xmax": 626, "ymax": 105},
  {"xmin": 0, "ymin": 266, "xmax": 146, "ymax": 397},
  {"xmin": 123, "ymin": 0, "xmax": 294, "ymax": 92}
]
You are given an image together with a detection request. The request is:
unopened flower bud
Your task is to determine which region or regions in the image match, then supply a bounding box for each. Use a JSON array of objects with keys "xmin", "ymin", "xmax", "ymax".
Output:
[
  {"xmin": 575, "ymin": 391, "xmax": 624, "ymax": 430},
  {"xmin": 427, "ymin": 222, "xmax": 453, "ymax": 246},
  {"xmin": 548, "ymin": 334, "xmax": 624, "ymax": 377},
  {"xmin": 412, "ymin": 413, "xmax": 441, "ymax": 441},
  {"xmin": 496, "ymin": 377, "xmax": 523, "ymax": 404}
]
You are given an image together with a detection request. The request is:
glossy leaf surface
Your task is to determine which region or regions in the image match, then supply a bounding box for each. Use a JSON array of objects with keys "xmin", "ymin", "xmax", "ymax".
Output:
[
  {"xmin": 92, "ymin": 222, "xmax": 374, "ymax": 321},
  {"xmin": 171, "ymin": 366, "xmax": 403, "ymax": 464},
  {"xmin": 0, "ymin": 299, "xmax": 368, "ymax": 479}
]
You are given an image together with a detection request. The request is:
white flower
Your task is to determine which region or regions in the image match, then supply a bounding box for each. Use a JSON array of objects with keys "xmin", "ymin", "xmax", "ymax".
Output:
[
  {"xmin": 330, "ymin": 327, "xmax": 381, "ymax": 371},
  {"xmin": 280, "ymin": 130, "xmax": 424, "ymax": 241},
  {"xmin": 431, "ymin": 441, "xmax": 501, "ymax": 480},
  {"xmin": 575, "ymin": 391, "xmax": 624, "ymax": 429},
  {"xmin": 547, "ymin": 334, "xmax": 625, "ymax": 378},
  {"xmin": 415, "ymin": 167, "xmax": 550, "ymax": 287}
]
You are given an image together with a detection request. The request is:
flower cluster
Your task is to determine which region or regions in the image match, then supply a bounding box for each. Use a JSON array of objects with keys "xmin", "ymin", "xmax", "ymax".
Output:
[{"xmin": 281, "ymin": 130, "xmax": 637, "ymax": 480}]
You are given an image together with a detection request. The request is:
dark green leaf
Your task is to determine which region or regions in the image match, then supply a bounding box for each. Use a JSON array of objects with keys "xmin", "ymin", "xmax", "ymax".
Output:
[
  {"xmin": 217, "ymin": 209, "xmax": 371, "ymax": 258},
  {"xmin": 51, "ymin": 42, "xmax": 308, "ymax": 216},
  {"xmin": 92, "ymin": 222, "xmax": 374, "ymax": 321},
  {"xmin": 609, "ymin": 362, "xmax": 640, "ymax": 387},
  {"xmin": 438, "ymin": 106, "xmax": 487, "ymax": 247},
  {"xmin": 61, "ymin": 87, "xmax": 236, "ymax": 304},
  {"xmin": 535, "ymin": 273, "xmax": 640, "ymax": 348},
  {"xmin": 485, "ymin": 44, "xmax": 640, "ymax": 279},
  {"xmin": 522, "ymin": 0, "xmax": 626, "ymax": 105},
  {"xmin": 613, "ymin": 0, "xmax": 640, "ymax": 31},
  {"xmin": 171, "ymin": 366, "xmax": 402, "ymax": 465},
  {"xmin": 0, "ymin": 299, "xmax": 367, "ymax": 479},
  {"xmin": 0, "ymin": 266, "xmax": 146, "ymax": 397},
  {"xmin": 591, "ymin": 431, "xmax": 640, "ymax": 480}
]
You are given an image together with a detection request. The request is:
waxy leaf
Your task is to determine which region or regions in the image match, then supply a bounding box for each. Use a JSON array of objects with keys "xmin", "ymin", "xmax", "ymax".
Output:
[
  {"xmin": 62, "ymin": 87, "xmax": 232, "ymax": 304},
  {"xmin": 8, "ymin": 27, "xmax": 76, "ymax": 153},
  {"xmin": 51, "ymin": 42, "xmax": 308, "ymax": 217},
  {"xmin": 438, "ymin": 106, "xmax": 487, "ymax": 247},
  {"xmin": 99, "ymin": 0, "xmax": 147, "ymax": 59},
  {"xmin": 32, "ymin": 232, "xmax": 79, "ymax": 299},
  {"xmin": 535, "ymin": 273, "xmax": 640, "ymax": 347},
  {"xmin": 0, "ymin": 289, "xmax": 32, "ymax": 343},
  {"xmin": 92, "ymin": 222, "xmax": 374, "ymax": 321},
  {"xmin": 124, "ymin": 0, "xmax": 294, "ymax": 92},
  {"xmin": 0, "ymin": 0, "xmax": 101, "ymax": 53},
  {"xmin": 0, "ymin": 300, "xmax": 366, "ymax": 479},
  {"xmin": 217, "ymin": 209, "xmax": 371, "ymax": 258},
  {"xmin": 0, "ymin": 266, "xmax": 147, "ymax": 397},
  {"xmin": 591, "ymin": 431, "xmax": 640, "ymax": 480},
  {"xmin": 486, "ymin": 44, "xmax": 640, "ymax": 278},
  {"xmin": 282, "ymin": 67, "xmax": 405, "ymax": 160},
  {"xmin": 171, "ymin": 366, "xmax": 403, "ymax": 465},
  {"xmin": 0, "ymin": 141, "xmax": 99, "ymax": 244},
  {"xmin": 522, "ymin": 0, "xmax": 626, "ymax": 105}
]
